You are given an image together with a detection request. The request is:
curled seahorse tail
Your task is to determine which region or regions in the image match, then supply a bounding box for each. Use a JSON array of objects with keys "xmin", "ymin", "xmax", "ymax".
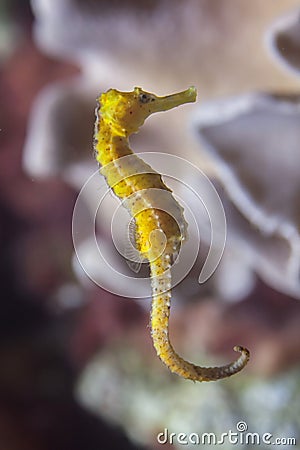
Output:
[
  {"xmin": 150, "ymin": 256, "xmax": 250, "ymax": 382},
  {"xmin": 191, "ymin": 345, "xmax": 250, "ymax": 381}
]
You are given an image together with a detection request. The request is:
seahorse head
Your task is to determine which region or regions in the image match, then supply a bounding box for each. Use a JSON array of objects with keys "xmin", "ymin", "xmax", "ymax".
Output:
[{"xmin": 98, "ymin": 86, "xmax": 197, "ymax": 136}]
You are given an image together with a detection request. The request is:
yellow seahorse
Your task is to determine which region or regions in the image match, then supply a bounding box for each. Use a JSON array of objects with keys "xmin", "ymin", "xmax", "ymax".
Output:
[{"xmin": 93, "ymin": 86, "xmax": 250, "ymax": 381}]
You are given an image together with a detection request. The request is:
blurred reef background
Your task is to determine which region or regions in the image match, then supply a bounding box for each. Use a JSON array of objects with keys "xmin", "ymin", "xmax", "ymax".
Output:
[{"xmin": 1, "ymin": 1, "xmax": 300, "ymax": 449}]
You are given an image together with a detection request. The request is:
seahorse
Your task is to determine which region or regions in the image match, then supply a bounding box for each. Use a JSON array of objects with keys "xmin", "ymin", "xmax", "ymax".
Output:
[{"xmin": 93, "ymin": 86, "xmax": 250, "ymax": 381}]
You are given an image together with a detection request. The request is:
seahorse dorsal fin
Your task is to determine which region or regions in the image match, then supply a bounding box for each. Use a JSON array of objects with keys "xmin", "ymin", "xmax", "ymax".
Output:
[{"xmin": 124, "ymin": 218, "xmax": 145, "ymax": 273}]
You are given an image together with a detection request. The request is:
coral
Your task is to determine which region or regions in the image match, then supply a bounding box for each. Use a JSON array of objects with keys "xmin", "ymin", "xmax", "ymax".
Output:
[
  {"xmin": 266, "ymin": 7, "xmax": 300, "ymax": 77},
  {"xmin": 192, "ymin": 92, "xmax": 300, "ymax": 299}
]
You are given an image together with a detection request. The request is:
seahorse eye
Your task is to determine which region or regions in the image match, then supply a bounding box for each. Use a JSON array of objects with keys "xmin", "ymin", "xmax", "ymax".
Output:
[{"xmin": 139, "ymin": 93, "xmax": 151, "ymax": 104}]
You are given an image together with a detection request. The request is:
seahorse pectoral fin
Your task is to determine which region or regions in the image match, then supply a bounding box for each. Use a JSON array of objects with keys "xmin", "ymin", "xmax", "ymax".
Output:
[
  {"xmin": 124, "ymin": 247, "xmax": 143, "ymax": 273},
  {"xmin": 151, "ymin": 86, "xmax": 197, "ymax": 114}
]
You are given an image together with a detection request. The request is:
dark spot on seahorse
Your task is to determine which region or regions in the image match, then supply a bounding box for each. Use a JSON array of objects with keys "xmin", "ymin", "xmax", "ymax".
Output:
[{"xmin": 139, "ymin": 93, "xmax": 151, "ymax": 104}]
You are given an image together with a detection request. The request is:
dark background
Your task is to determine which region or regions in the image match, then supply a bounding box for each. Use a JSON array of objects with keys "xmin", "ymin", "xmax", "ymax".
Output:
[{"xmin": 0, "ymin": 1, "xmax": 143, "ymax": 448}]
